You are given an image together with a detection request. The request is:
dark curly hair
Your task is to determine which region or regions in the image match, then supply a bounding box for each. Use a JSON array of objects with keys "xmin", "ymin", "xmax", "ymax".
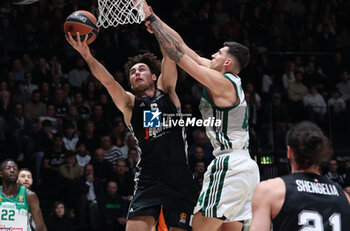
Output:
[
  {"xmin": 124, "ymin": 53, "xmax": 161, "ymax": 86},
  {"xmin": 286, "ymin": 121, "xmax": 332, "ymax": 169}
]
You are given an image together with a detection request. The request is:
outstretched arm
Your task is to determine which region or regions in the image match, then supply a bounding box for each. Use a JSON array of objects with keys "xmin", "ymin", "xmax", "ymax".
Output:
[
  {"xmin": 157, "ymin": 46, "xmax": 180, "ymax": 108},
  {"xmin": 140, "ymin": 1, "xmax": 210, "ymax": 67},
  {"xmin": 149, "ymin": 12, "xmax": 210, "ymax": 67},
  {"xmin": 144, "ymin": 11, "xmax": 234, "ymax": 100},
  {"xmin": 65, "ymin": 32, "xmax": 134, "ymax": 124},
  {"xmin": 27, "ymin": 190, "xmax": 47, "ymax": 231}
]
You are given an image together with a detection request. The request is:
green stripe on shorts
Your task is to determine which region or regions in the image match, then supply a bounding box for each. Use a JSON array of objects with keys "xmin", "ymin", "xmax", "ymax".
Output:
[
  {"xmin": 213, "ymin": 156, "xmax": 229, "ymax": 217},
  {"xmin": 202, "ymin": 156, "xmax": 229, "ymax": 217},
  {"xmin": 203, "ymin": 158, "xmax": 218, "ymax": 216}
]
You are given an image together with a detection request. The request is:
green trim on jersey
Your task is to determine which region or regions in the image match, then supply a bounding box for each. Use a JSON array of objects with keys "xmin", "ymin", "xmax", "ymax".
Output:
[
  {"xmin": 212, "ymin": 105, "xmax": 233, "ymax": 151},
  {"xmin": 222, "ymin": 110, "xmax": 233, "ymax": 149},
  {"xmin": 223, "ymin": 73, "xmax": 241, "ymax": 108},
  {"xmin": 213, "ymin": 108, "xmax": 223, "ymax": 150},
  {"xmin": 0, "ymin": 186, "xmax": 29, "ymax": 211},
  {"xmin": 201, "ymin": 73, "xmax": 240, "ymax": 111}
]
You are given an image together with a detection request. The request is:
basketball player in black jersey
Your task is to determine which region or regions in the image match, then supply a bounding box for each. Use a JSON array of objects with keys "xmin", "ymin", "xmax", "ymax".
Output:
[
  {"xmin": 250, "ymin": 121, "xmax": 350, "ymax": 231},
  {"xmin": 66, "ymin": 33, "xmax": 196, "ymax": 231}
]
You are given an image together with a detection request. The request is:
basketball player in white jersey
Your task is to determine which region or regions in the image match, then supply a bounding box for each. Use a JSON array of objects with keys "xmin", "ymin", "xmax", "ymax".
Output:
[{"xmin": 141, "ymin": 2, "xmax": 260, "ymax": 230}]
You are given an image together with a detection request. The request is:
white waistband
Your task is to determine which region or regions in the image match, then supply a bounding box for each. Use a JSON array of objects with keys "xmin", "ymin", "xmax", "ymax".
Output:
[{"xmin": 215, "ymin": 149, "xmax": 251, "ymax": 159}]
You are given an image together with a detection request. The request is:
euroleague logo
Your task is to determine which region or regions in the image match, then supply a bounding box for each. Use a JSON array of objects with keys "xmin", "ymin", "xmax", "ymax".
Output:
[
  {"xmin": 70, "ymin": 13, "xmax": 88, "ymax": 23},
  {"xmin": 179, "ymin": 212, "xmax": 187, "ymax": 224}
]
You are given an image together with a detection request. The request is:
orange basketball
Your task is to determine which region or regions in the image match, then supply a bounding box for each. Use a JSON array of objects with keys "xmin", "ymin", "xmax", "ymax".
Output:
[{"xmin": 64, "ymin": 10, "xmax": 99, "ymax": 45}]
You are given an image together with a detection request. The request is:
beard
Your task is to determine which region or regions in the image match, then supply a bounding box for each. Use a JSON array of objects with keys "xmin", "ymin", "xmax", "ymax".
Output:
[{"xmin": 4, "ymin": 177, "xmax": 17, "ymax": 185}]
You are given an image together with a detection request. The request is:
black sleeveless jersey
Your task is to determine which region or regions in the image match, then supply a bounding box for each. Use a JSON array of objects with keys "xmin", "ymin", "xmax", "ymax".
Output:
[
  {"xmin": 272, "ymin": 172, "xmax": 350, "ymax": 231},
  {"xmin": 128, "ymin": 89, "xmax": 188, "ymax": 176}
]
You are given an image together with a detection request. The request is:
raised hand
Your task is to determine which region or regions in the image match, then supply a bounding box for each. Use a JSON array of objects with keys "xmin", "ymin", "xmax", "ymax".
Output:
[
  {"xmin": 133, "ymin": 0, "xmax": 152, "ymax": 18},
  {"xmin": 65, "ymin": 32, "xmax": 91, "ymax": 60},
  {"xmin": 145, "ymin": 20, "xmax": 153, "ymax": 34}
]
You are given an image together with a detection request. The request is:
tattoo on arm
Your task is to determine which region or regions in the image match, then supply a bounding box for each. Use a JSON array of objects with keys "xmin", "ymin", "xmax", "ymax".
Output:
[{"xmin": 149, "ymin": 18, "xmax": 184, "ymax": 63}]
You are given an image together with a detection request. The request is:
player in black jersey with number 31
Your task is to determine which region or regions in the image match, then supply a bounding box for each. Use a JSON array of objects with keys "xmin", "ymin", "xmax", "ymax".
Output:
[
  {"xmin": 66, "ymin": 32, "xmax": 196, "ymax": 231},
  {"xmin": 250, "ymin": 121, "xmax": 350, "ymax": 231}
]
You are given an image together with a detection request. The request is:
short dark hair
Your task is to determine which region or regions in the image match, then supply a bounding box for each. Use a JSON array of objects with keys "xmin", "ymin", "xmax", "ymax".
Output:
[
  {"xmin": 32, "ymin": 89, "xmax": 40, "ymax": 96},
  {"xmin": 1, "ymin": 159, "xmax": 16, "ymax": 171},
  {"xmin": 19, "ymin": 168, "xmax": 32, "ymax": 174},
  {"xmin": 51, "ymin": 201, "xmax": 66, "ymax": 217},
  {"xmin": 223, "ymin": 42, "xmax": 250, "ymax": 70},
  {"xmin": 286, "ymin": 121, "xmax": 331, "ymax": 169},
  {"xmin": 124, "ymin": 52, "xmax": 161, "ymax": 85},
  {"xmin": 64, "ymin": 122, "xmax": 75, "ymax": 130},
  {"xmin": 85, "ymin": 119, "xmax": 94, "ymax": 126},
  {"xmin": 74, "ymin": 91, "xmax": 83, "ymax": 97},
  {"xmin": 53, "ymin": 133, "xmax": 63, "ymax": 140}
]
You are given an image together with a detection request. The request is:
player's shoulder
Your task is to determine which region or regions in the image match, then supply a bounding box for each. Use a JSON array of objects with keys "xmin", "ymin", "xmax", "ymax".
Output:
[
  {"xmin": 256, "ymin": 177, "xmax": 284, "ymax": 189},
  {"xmin": 254, "ymin": 177, "xmax": 285, "ymax": 199},
  {"xmin": 26, "ymin": 188, "xmax": 39, "ymax": 200},
  {"xmin": 223, "ymin": 72, "xmax": 241, "ymax": 83}
]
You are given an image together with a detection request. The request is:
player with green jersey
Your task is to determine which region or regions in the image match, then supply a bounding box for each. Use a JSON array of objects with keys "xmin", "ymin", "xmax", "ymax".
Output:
[
  {"xmin": 0, "ymin": 160, "xmax": 47, "ymax": 231},
  {"xmin": 0, "ymin": 185, "xmax": 29, "ymax": 229}
]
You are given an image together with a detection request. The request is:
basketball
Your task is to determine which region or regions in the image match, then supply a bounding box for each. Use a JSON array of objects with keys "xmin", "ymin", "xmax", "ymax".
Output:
[{"xmin": 64, "ymin": 10, "xmax": 99, "ymax": 45}]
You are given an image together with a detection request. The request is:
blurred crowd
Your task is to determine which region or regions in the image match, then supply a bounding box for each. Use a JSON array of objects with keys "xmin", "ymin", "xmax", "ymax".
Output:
[{"xmin": 0, "ymin": 0, "xmax": 350, "ymax": 230}]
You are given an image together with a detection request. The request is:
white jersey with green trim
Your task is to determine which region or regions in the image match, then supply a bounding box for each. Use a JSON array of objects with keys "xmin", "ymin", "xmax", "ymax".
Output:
[{"xmin": 199, "ymin": 73, "xmax": 249, "ymax": 157}]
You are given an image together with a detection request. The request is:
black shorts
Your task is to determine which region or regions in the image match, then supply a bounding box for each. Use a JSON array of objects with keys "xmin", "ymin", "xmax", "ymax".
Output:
[{"xmin": 127, "ymin": 166, "xmax": 198, "ymax": 230}]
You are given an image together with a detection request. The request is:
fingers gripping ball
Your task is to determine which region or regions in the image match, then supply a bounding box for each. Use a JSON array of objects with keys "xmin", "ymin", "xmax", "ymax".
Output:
[{"xmin": 64, "ymin": 10, "xmax": 99, "ymax": 45}]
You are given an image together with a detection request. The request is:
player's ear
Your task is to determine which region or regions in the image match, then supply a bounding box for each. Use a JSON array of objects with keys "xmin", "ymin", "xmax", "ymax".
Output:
[
  {"xmin": 152, "ymin": 74, "xmax": 157, "ymax": 81},
  {"xmin": 224, "ymin": 58, "xmax": 234, "ymax": 70},
  {"xmin": 287, "ymin": 145, "xmax": 293, "ymax": 159}
]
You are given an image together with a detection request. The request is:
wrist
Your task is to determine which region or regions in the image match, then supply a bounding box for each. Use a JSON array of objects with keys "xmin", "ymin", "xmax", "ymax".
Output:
[
  {"xmin": 146, "ymin": 14, "xmax": 156, "ymax": 23},
  {"xmin": 84, "ymin": 53, "xmax": 93, "ymax": 62}
]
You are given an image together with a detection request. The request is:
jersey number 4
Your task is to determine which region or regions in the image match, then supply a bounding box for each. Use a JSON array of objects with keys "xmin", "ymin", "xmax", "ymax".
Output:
[
  {"xmin": 298, "ymin": 210, "xmax": 341, "ymax": 231},
  {"xmin": 1, "ymin": 209, "xmax": 15, "ymax": 221}
]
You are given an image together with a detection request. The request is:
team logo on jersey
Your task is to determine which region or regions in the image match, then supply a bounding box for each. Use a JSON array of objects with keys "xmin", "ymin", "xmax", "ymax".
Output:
[
  {"xmin": 179, "ymin": 212, "xmax": 187, "ymax": 224},
  {"xmin": 0, "ymin": 197, "xmax": 2, "ymax": 202},
  {"xmin": 18, "ymin": 195, "xmax": 24, "ymax": 202},
  {"xmin": 143, "ymin": 109, "xmax": 161, "ymax": 128}
]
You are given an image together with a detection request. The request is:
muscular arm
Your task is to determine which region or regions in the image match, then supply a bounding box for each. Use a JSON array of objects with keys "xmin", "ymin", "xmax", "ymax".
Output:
[
  {"xmin": 27, "ymin": 190, "xmax": 47, "ymax": 231},
  {"xmin": 250, "ymin": 182, "xmax": 273, "ymax": 231},
  {"xmin": 250, "ymin": 178, "xmax": 285, "ymax": 231},
  {"xmin": 147, "ymin": 16, "xmax": 233, "ymax": 99},
  {"xmin": 65, "ymin": 33, "xmax": 134, "ymax": 124},
  {"xmin": 151, "ymin": 14, "xmax": 210, "ymax": 67},
  {"xmin": 157, "ymin": 46, "xmax": 180, "ymax": 108}
]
